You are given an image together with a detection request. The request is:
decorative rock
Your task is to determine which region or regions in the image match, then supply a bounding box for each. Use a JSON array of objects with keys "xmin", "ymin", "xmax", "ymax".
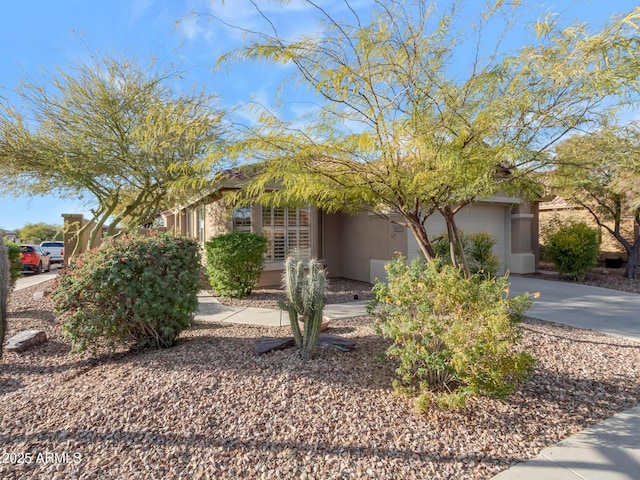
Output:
[
  {"xmin": 317, "ymin": 333, "xmax": 356, "ymax": 352},
  {"xmin": 5, "ymin": 329, "xmax": 48, "ymax": 352},
  {"xmin": 255, "ymin": 337, "xmax": 296, "ymax": 355},
  {"xmin": 255, "ymin": 333, "xmax": 356, "ymax": 355}
]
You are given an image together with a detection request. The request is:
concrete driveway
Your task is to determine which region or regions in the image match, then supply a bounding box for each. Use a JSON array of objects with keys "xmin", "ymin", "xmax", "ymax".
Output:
[
  {"xmin": 508, "ymin": 275, "xmax": 640, "ymax": 343},
  {"xmin": 15, "ymin": 265, "xmax": 61, "ymax": 291}
]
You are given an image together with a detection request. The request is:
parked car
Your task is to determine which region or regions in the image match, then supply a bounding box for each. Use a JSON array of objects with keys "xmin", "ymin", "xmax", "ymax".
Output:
[
  {"xmin": 20, "ymin": 244, "xmax": 51, "ymax": 274},
  {"xmin": 40, "ymin": 241, "xmax": 64, "ymax": 265}
]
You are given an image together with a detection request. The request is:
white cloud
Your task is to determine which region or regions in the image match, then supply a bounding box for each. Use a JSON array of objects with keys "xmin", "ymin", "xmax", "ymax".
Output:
[{"xmin": 129, "ymin": 0, "xmax": 158, "ymax": 25}]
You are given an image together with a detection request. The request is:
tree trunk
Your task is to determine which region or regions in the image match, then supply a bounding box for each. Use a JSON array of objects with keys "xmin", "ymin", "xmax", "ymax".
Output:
[
  {"xmin": 441, "ymin": 206, "xmax": 471, "ymax": 278},
  {"xmin": 405, "ymin": 218, "xmax": 436, "ymax": 260},
  {"xmin": 625, "ymin": 239, "xmax": 639, "ymax": 279}
]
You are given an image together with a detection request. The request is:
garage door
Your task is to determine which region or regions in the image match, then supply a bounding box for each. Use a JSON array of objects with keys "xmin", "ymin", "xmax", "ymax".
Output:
[{"xmin": 407, "ymin": 204, "xmax": 508, "ymax": 275}]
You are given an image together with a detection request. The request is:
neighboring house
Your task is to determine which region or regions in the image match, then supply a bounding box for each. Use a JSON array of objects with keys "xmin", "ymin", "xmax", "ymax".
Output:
[
  {"xmin": 0, "ymin": 229, "xmax": 20, "ymax": 243},
  {"xmin": 162, "ymin": 169, "xmax": 539, "ymax": 286}
]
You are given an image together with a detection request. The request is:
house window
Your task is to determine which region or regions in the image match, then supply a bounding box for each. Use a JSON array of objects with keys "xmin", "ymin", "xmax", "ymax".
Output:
[
  {"xmin": 262, "ymin": 206, "xmax": 311, "ymax": 261},
  {"xmin": 233, "ymin": 207, "xmax": 252, "ymax": 233}
]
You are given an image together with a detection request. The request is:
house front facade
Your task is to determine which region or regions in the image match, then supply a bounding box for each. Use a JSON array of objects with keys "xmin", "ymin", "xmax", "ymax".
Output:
[{"xmin": 163, "ymin": 172, "xmax": 539, "ymax": 286}]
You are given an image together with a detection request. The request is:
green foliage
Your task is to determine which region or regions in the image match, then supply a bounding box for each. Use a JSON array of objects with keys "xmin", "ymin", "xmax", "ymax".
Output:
[
  {"xmin": 5, "ymin": 241, "xmax": 22, "ymax": 291},
  {"xmin": 280, "ymin": 257, "xmax": 327, "ymax": 360},
  {"xmin": 0, "ymin": 237, "xmax": 9, "ymax": 360},
  {"xmin": 16, "ymin": 223, "xmax": 62, "ymax": 243},
  {"xmin": 51, "ymin": 233, "xmax": 201, "ymax": 352},
  {"xmin": 552, "ymin": 124, "xmax": 640, "ymax": 278},
  {"xmin": 370, "ymin": 256, "xmax": 535, "ymax": 410},
  {"xmin": 0, "ymin": 55, "xmax": 228, "ymax": 252},
  {"xmin": 433, "ymin": 230, "xmax": 500, "ymax": 278},
  {"xmin": 544, "ymin": 222, "xmax": 601, "ymax": 281},
  {"xmin": 205, "ymin": 232, "xmax": 267, "ymax": 298},
  {"xmin": 213, "ymin": 1, "xmax": 637, "ymax": 266}
]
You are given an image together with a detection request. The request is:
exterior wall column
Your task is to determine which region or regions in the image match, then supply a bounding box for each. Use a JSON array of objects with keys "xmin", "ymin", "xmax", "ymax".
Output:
[{"xmin": 508, "ymin": 201, "xmax": 536, "ymax": 274}]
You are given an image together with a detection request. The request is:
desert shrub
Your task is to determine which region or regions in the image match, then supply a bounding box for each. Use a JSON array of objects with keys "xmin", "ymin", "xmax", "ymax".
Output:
[
  {"xmin": 369, "ymin": 256, "xmax": 535, "ymax": 411},
  {"xmin": 5, "ymin": 241, "xmax": 22, "ymax": 291},
  {"xmin": 0, "ymin": 238, "xmax": 9, "ymax": 359},
  {"xmin": 51, "ymin": 233, "xmax": 201, "ymax": 352},
  {"xmin": 433, "ymin": 230, "xmax": 500, "ymax": 277},
  {"xmin": 205, "ymin": 232, "xmax": 267, "ymax": 298},
  {"xmin": 545, "ymin": 222, "xmax": 600, "ymax": 280}
]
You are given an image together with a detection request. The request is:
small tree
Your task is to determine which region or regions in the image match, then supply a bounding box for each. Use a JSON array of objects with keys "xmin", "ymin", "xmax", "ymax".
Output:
[
  {"xmin": 552, "ymin": 124, "xmax": 640, "ymax": 278},
  {"xmin": 209, "ymin": 1, "xmax": 639, "ymax": 277},
  {"xmin": 205, "ymin": 232, "xmax": 267, "ymax": 298},
  {"xmin": 16, "ymin": 223, "xmax": 63, "ymax": 243},
  {"xmin": 0, "ymin": 55, "xmax": 229, "ymax": 254},
  {"xmin": 545, "ymin": 222, "xmax": 601, "ymax": 281}
]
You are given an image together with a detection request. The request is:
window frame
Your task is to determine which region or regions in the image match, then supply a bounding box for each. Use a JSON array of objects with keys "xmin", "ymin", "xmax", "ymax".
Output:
[{"xmin": 261, "ymin": 206, "xmax": 312, "ymax": 262}]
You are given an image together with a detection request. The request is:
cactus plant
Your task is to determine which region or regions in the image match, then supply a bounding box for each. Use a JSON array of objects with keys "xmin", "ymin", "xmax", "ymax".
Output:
[
  {"xmin": 0, "ymin": 237, "xmax": 10, "ymax": 360},
  {"xmin": 280, "ymin": 257, "xmax": 327, "ymax": 360}
]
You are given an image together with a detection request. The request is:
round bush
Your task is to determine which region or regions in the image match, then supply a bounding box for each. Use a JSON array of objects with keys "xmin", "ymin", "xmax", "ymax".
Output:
[
  {"xmin": 205, "ymin": 232, "xmax": 267, "ymax": 298},
  {"xmin": 370, "ymin": 256, "xmax": 535, "ymax": 410},
  {"xmin": 545, "ymin": 222, "xmax": 601, "ymax": 281},
  {"xmin": 51, "ymin": 233, "xmax": 201, "ymax": 352}
]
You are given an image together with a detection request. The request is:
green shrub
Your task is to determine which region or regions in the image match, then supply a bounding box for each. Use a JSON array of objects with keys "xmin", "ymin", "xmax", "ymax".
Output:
[
  {"xmin": 0, "ymin": 238, "xmax": 9, "ymax": 360},
  {"xmin": 433, "ymin": 230, "xmax": 500, "ymax": 278},
  {"xmin": 205, "ymin": 232, "xmax": 267, "ymax": 298},
  {"xmin": 369, "ymin": 256, "xmax": 535, "ymax": 411},
  {"xmin": 6, "ymin": 241, "xmax": 22, "ymax": 291},
  {"xmin": 51, "ymin": 233, "xmax": 201, "ymax": 352},
  {"xmin": 545, "ymin": 222, "xmax": 600, "ymax": 281}
]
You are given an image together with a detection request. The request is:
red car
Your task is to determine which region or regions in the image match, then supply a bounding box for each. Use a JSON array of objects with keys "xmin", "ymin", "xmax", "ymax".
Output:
[{"xmin": 20, "ymin": 244, "xmax": 52, "ymax": 274}]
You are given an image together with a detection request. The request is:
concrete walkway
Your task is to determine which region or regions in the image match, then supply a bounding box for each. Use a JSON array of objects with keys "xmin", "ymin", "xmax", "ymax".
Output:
[
  {"xmin": 195, "ymin": 291, "xmax": 369, "ymax": 326},
  {"xmin": 493, "ymin": 275, "xmax": 640, "ymax": 480}
]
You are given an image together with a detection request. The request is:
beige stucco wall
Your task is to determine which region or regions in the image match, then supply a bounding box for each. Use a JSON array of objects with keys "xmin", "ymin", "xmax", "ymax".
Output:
[
  {"xmin": 322, "ymin": 212, "xmax": 407, "ymax": 284},
  {"xmin": 204, "ymin": 200, "xmax": 232, "ymax": 239}
]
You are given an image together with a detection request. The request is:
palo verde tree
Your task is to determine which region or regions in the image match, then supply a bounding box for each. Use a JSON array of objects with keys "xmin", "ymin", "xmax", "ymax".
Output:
[
  {"xmin": 552, "ymin": 122, "xmax": 640, "ymax": 278},
  {"xmin": 207, "ymin": 1, "xmax": 639, "ymax": 276},
  {"xmin": 0, "ymin": 55, "xmax": 228, "ymax": 253}
]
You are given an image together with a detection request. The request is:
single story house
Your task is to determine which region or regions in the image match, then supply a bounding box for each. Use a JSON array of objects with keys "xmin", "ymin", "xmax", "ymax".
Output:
[{"xmin": 162, "ymin": 169, "xmax": 539, "ymax": 286}]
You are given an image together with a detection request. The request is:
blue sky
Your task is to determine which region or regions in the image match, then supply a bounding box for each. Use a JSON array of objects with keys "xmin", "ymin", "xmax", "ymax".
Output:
[{"xmin": 0, "ymin": 0, "xmax": 637, "ymax": 232}]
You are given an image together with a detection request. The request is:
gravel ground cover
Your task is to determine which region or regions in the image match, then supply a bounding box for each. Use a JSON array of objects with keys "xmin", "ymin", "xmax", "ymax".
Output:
[{"xmin": 1, "ymin": 279, "xmax": 639, "ymax": 479}]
